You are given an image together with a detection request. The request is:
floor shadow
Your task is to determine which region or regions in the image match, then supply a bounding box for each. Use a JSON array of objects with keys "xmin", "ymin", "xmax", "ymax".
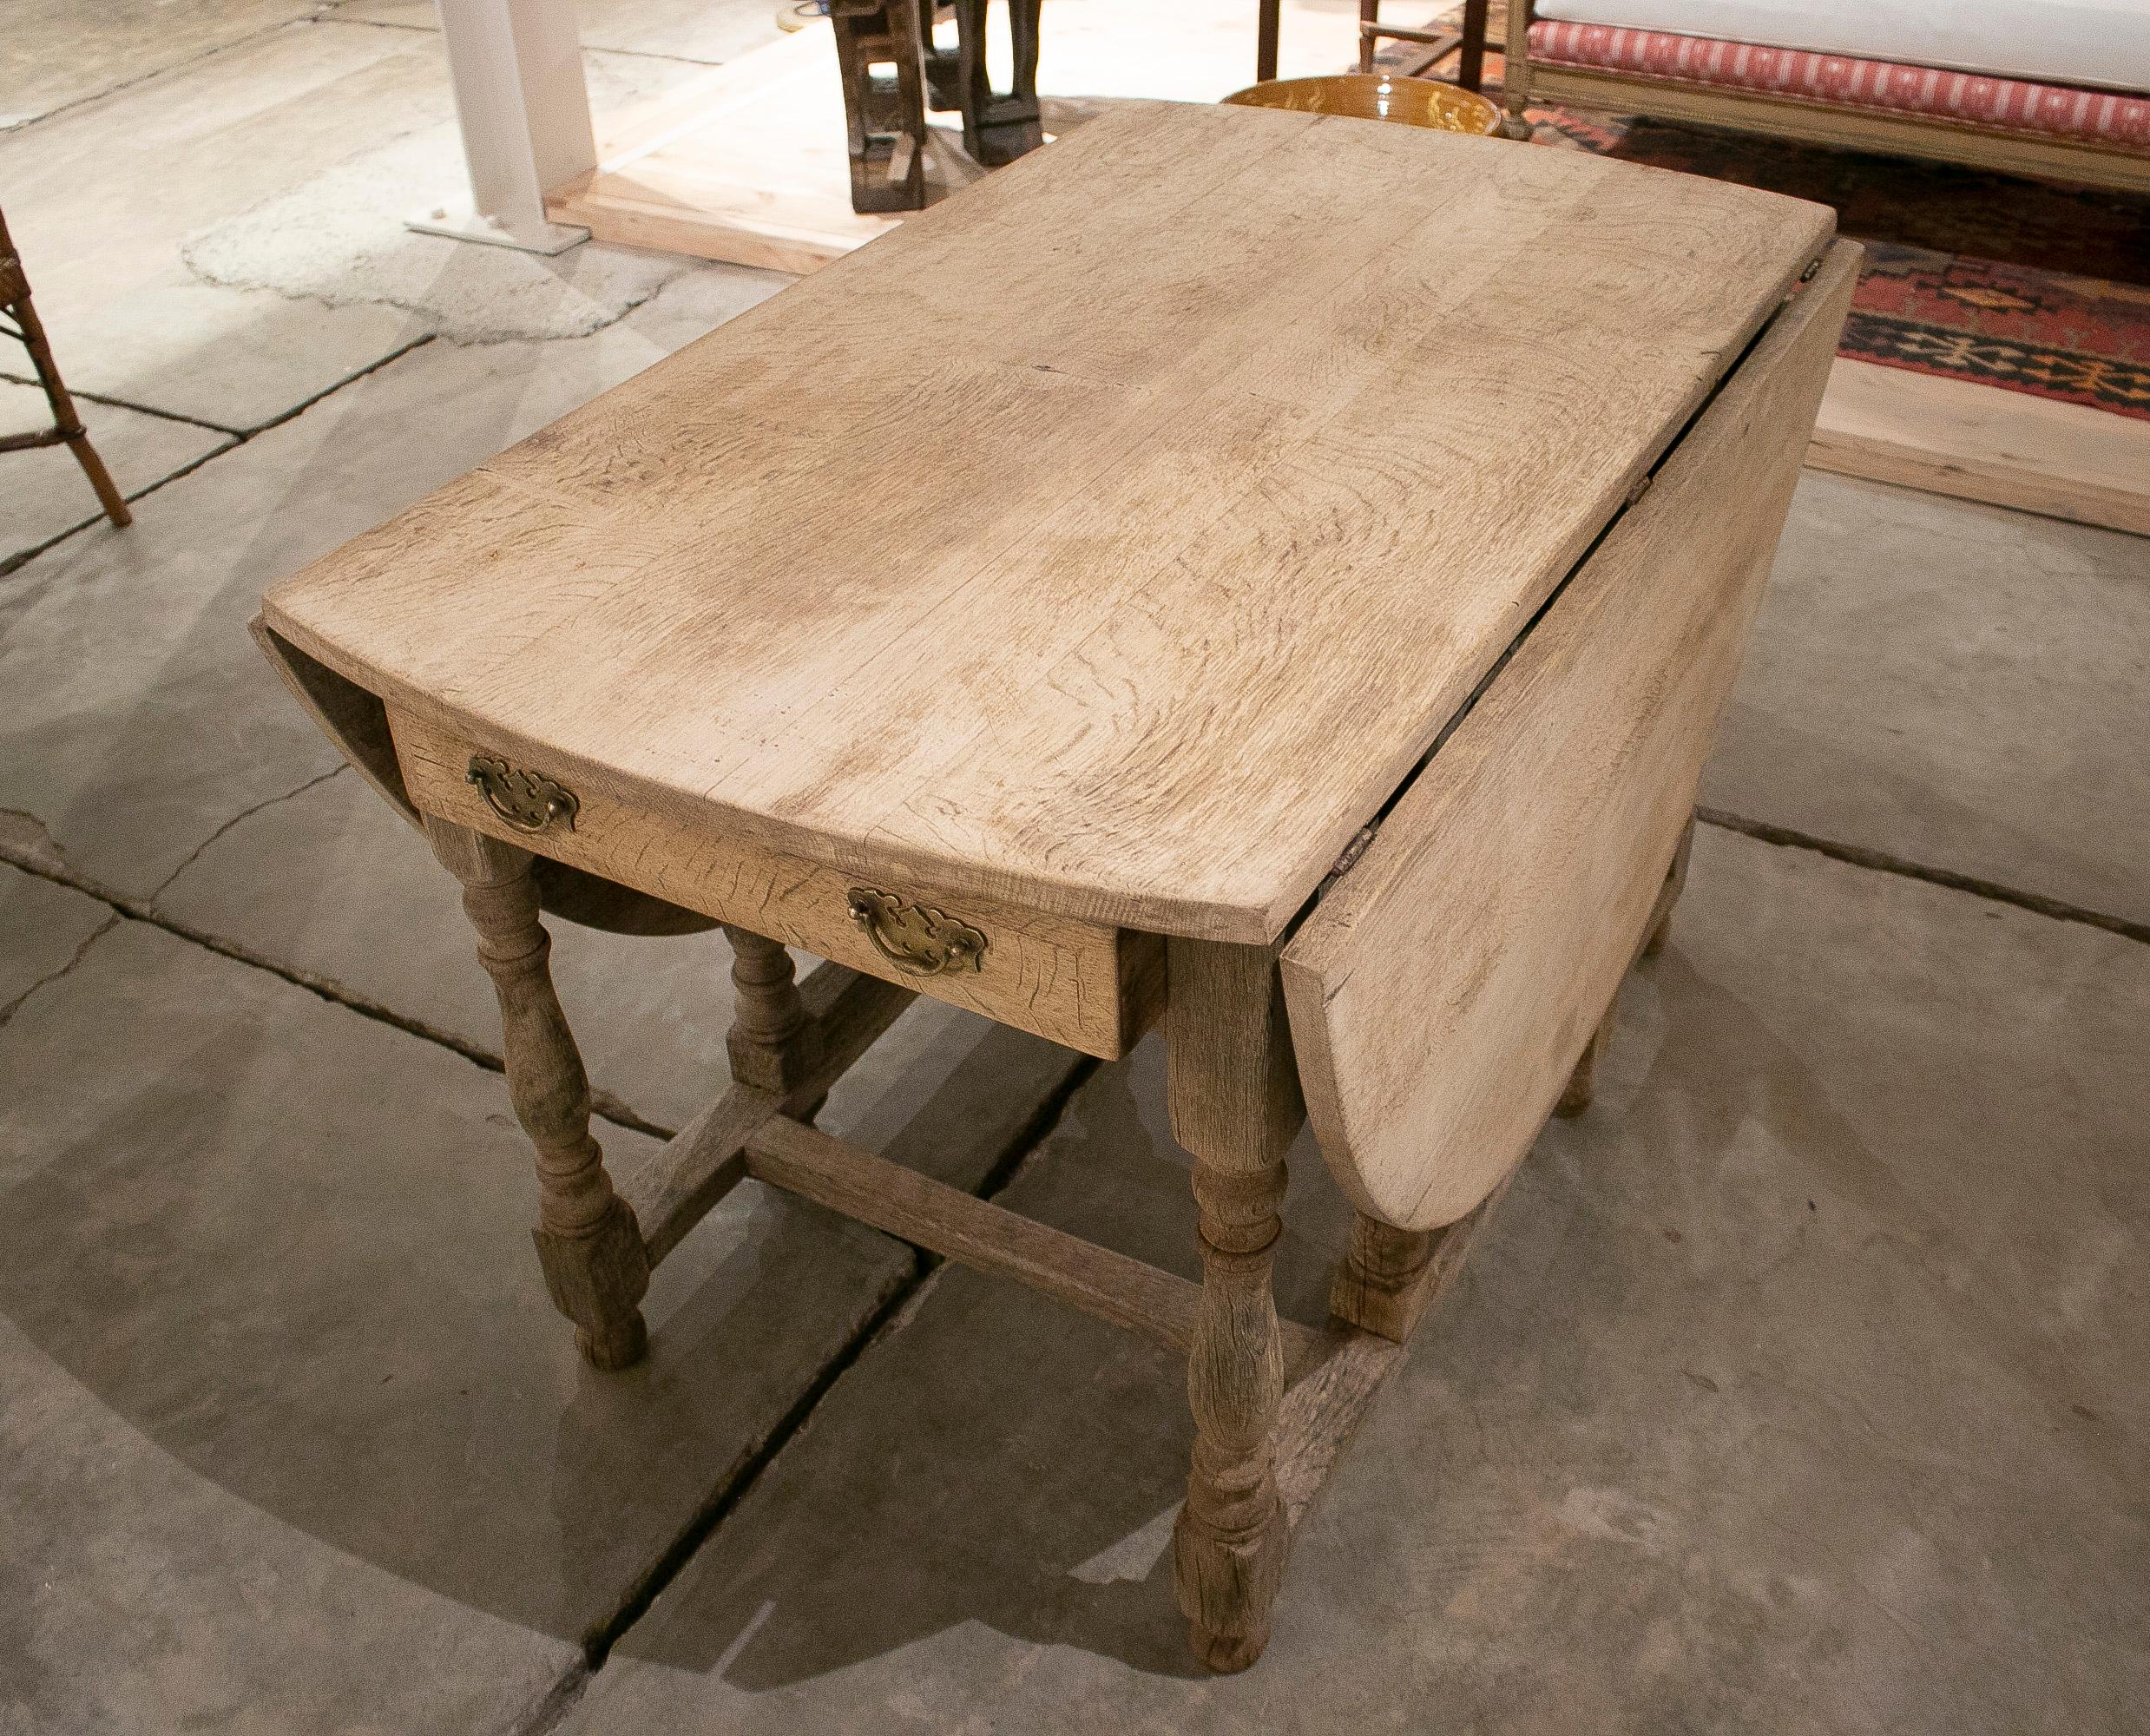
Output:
[
  {"xmin": 0, "ymin": 937, "xmax": 1082, "ymax": 1652},
  {"xmin": 584, "ymin": 1045, "xmax": 1376, "ymax": 1684},
  {"xmin": 585, "ymin": 919, "xmax": 2147, "ymax": 1701}
]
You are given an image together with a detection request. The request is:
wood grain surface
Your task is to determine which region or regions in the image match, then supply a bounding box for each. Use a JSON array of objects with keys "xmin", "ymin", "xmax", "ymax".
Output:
[
  {"xmin": 265, "ymin": 100, "xmax": 1831, "ymax": 944},
  {"xmin": 1281, "ymin": 242, "xmax": 1858, "ymax": 1233}
]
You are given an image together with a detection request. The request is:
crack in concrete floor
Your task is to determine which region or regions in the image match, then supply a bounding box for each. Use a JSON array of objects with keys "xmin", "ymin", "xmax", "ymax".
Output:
[
  {"xmin": 1698, "ymin": 807, "xmax": 2150, "ymax": 949},
  {"xmin": 0, "ymin": 434, "xmax": 243, "ymax": 576},
  {"xmin": 148, "ymin": 765, "xmax": 347, "ymax": 901},
  {"xmin": 0, "ymin": 911, "xmax": 120, "ymax": 1029},
  {"xmin": 0, "ymin": 5, "xmax": 342, "ymax": 135},
  {"xmin": 1, "ymin": 333, "xmax": 437, "ymax": 577},
  {"xmin": 0, "ymin": 368, "xmax": 245, "ymax": 437},
  {"xmin": 0, "ymin": 823, "xmax": 677, "ymax": 1137}
]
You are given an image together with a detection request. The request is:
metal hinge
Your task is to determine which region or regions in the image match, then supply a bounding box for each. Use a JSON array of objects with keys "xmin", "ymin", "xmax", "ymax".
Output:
[
  {"xmin": 1328, "ymin": 825, "xmax": 1377, "ymax": 879},
  {"xmin": 1306, "ymin": 822, "xmax": 1379, "ymax": 911}
]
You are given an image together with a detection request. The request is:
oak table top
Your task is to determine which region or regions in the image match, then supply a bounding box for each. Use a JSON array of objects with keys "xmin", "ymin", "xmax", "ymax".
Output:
[{"xmin": 263, "ymin": 99, "xmax": 1831, "ymax": 944}]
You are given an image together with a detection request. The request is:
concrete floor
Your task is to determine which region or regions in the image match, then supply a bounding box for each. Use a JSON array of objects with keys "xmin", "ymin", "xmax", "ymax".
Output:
[{"xmin": 2, "ymin": 5, "xmax": 2146, "ymax": 1733}]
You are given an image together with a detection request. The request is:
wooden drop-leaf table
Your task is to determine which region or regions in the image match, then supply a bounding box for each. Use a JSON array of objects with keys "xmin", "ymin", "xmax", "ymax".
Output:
[{"xmin": 256, "ymin": 102, "xmax": 1853, "ymax": 1672}]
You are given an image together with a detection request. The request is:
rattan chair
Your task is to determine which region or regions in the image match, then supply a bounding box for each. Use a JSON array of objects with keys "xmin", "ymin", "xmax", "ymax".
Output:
[{"xmin": 1, "ymin": 204, "xmax": 130, "ymax": 530}]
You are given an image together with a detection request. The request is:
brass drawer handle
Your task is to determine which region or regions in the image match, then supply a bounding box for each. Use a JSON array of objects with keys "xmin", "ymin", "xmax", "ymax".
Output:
[
  {"xmin": 846, "ymin": 887, "xmax": 987, "ymax": 976},
  {"xmin": 467, "ymin": 754, "xmax": 579, "ymax": 834}
]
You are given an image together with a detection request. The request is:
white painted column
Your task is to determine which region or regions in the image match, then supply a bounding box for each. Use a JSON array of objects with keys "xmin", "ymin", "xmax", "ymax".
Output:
[{"xmin": 408, "ymin": 0, "xmax": 597, "ymax": 255}]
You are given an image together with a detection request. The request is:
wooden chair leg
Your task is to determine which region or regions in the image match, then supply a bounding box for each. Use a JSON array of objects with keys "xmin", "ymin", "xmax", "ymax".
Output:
[
  {"xmin": 1358, "ymin": 0, "xmax": 1379, "ymax": 74},
  {"xmin": 951, "ymin": 0, "xmax": 1042, "ymax": 166},
  {"xmin": 1166, "ymin": 938, "xmax": 1304, "ymax": 1674},
  {"xmin": 61, "ymin": 424, "xmax": 131, "ymax": 529},
  {"xmin": 1255, "ymin": 0, "xmax": 1280, "ymax": 82},
  {"xmin": 1456, "ymin": 0, "xmax": 1489, "ymax": 90},
  {"xmin": 723, "ymin": 925, "xmax": 820, "ymax": 1095},
  {"xmin": 829, "ymin": 0, "xmax": 930, "ymax": 214},
  {"xmin": 35, "ymin": 294, "xmax": 134, "ymax": 527},
  {"xmin": 427, "ymin": 818, "xmax": 650, "ymax": 1370}
]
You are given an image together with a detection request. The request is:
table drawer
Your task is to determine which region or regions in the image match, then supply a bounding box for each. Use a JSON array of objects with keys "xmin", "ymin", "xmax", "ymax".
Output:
[{"xmin": 385, "ymin": 706, "xmax": 1160, "ymax": 1059}]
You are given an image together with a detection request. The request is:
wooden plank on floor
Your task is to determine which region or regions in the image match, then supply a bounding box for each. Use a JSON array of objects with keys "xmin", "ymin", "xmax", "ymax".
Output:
[
  {"xmin": 547, "ymin": 27, "xmax": 909, "ymax": 273},
  {"xmin": 1809, "ymin": 357, "xmax": 2150, "ymax": 538},
  {"xmin": 545, "ymin": 0, "xmax": 1403, "ymax": 273}
]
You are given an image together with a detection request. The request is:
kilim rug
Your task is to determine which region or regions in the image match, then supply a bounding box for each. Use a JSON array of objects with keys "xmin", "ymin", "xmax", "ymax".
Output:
[
  {"xmin": 1529, "ymin": 108, "xmax": 2150, "ymax": 421},
  {"xmin": 1377, "ymin": 21, "xmax": 2150, "ymax": 419}
]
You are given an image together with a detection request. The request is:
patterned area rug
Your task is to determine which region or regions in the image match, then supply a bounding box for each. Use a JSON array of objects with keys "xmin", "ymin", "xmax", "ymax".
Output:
[
  {"xmin": 1529, "ymin": 108, "xmax": 2150, "ymax": 421},
  {"xmin": 1374, "ymin": 10, "xmax": 2150, "ymax": 420}
]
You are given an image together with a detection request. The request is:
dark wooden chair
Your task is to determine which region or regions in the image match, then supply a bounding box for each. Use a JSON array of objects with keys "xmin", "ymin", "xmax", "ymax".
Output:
[
  {"xmin": 0, "ymin": 206, "xmax": 129, "ymax": 530},
  {"xmin": 829, "ymin": 0, "xmax": 1042, "ymax": 214}
]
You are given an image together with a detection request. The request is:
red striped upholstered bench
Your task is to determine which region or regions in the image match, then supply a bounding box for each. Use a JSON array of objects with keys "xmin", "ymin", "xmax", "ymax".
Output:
[{"xmin": 1496, "ymin": 0, "xmax": 2150, "ymax": 193}]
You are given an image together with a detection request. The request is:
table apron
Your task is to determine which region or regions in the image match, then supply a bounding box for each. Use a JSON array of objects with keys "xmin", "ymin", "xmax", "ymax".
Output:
[{"xmin": 383, "ymin": 702, "xmax": 1164, "ymax": 1059}]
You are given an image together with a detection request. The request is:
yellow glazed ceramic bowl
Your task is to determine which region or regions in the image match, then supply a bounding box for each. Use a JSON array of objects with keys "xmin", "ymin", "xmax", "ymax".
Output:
[{"xmin": 1221, "ymin": 73, "xmax": 1502, "ymax": 135}]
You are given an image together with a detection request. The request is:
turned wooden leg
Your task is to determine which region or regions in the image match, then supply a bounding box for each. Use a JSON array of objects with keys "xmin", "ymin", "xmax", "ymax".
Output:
[
  {"xmin": 722, "ymin": 925, "xmax": 819, "ymax": 1095},
  {"xmin": 1331, "ymin": 1214, "xmax": 1437, "ymax": 1342},
  {"xmin": 1556, "ymin": 1001, "xmax": 1616, "ymax": 1118},
  {"xmin": 427, "ymin": 819, "xmax": 650, "ymax": 1370},
  {"xmin": 1166, "ymin": 938, "xmax": 1305, "ymax": 1674},
  {"xmin": 1643, "ymin": 814, "xmax": 1697, "ymax": 958},
  {"xmin": 1331, "ymin": 1176, "xmax": 1514, "ymax": 1343},
  {"xmin": 1357, "ymin": 0, "xmax": 1379, "ymax": 74},
  {"xmin": 1555, "ymin": 816, "xmax": 1692, "ymax": 1121}
]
